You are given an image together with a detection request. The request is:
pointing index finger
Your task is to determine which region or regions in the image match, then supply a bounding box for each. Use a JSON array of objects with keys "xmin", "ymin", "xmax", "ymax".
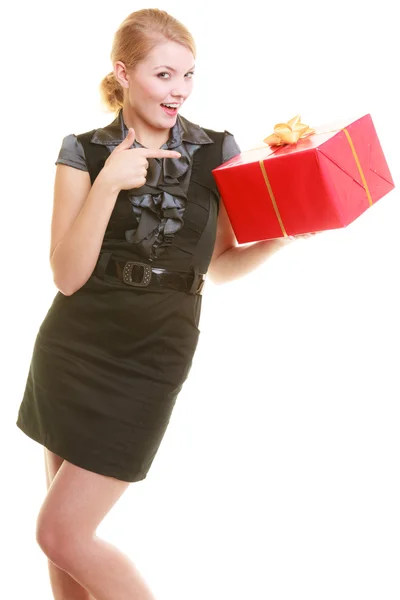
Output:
[{"xmin": 140, "ymin": 148, "xmax": 181, "ymax": 159}]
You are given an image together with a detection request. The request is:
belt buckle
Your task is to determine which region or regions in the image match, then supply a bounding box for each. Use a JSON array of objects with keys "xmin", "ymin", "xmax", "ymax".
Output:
[
  {"xmin": 122, "ymin": 261, "xmax": 152, "ymax": 287},
  {"xmin": 196, "ymin": 275, "xmax": 206, "ymax": 295}
]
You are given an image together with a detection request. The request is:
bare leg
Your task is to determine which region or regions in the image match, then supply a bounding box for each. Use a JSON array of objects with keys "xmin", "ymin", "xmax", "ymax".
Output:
[
  {"xmin": 37, "ymin": 458, "xmax": 157, "ymax": 600},
  {"xmin": 44, "ymin": 449, "xmax": 95, "ymax": 600}
]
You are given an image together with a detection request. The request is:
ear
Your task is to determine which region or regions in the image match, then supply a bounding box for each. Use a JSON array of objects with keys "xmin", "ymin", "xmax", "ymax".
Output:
[{"xmin": 114, "ymin": 61, "xmax": 130, "ymax": 89}]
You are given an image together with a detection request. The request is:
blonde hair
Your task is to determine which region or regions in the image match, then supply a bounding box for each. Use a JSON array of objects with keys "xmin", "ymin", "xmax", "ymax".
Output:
[{"xmin": 99, "ymin": 9, "xmax": 196, "ymax": 113}]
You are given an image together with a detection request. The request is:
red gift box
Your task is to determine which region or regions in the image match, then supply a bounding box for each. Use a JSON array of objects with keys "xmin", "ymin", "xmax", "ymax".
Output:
[{"xmin": 212, "ymin": 114, "xmax": 395, "ymax": 242}]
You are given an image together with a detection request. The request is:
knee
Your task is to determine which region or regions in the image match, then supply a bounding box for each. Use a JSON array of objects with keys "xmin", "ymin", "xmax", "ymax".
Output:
[{"xmin": 36, "ymin": 511, "xmax": 80, "ymax": 570}]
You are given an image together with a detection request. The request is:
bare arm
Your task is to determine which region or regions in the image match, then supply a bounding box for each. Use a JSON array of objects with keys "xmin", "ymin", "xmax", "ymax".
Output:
[
  {"xmin": 209, "ymin": 238, "xmax": 290, "ymax": 285},
  {"xmin": 207, "ymin": 199, "xmax": 292, "ymax": 285},
  {"xmin": 50, "ymin": 166, "xmax": 119, "ymax": 296}
]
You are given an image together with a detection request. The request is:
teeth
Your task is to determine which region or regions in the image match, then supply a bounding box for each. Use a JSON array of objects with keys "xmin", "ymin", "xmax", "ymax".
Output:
[{"xmin": 163, "ymin": 104, "xmax": 179, "ymax": 108}]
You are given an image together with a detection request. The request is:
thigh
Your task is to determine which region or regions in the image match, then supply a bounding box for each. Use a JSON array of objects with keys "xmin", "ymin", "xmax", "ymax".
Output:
[
  {"xmin": 44, "ymin": 448, "xmax": 65, "ymax": 490},
  {"xmin": 38, "ymin": 459, "xmax": 130, "ymax": 538}
]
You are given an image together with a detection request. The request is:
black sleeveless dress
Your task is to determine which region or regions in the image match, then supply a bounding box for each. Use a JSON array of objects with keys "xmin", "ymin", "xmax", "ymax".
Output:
[{"xmin": 16, "ymin": 110, "xmax": 240, "ymax": 482}]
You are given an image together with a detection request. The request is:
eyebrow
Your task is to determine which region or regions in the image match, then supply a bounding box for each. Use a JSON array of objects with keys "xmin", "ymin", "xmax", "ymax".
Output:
[{"xmin": 153, "ymin": 65, "xmax": 195, "ymax": 72}]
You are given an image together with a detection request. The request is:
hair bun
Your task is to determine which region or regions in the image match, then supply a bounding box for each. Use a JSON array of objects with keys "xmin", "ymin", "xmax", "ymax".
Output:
[{"xmin": 99, "ymin": 71, "xmax": 124, "ymax": 113}]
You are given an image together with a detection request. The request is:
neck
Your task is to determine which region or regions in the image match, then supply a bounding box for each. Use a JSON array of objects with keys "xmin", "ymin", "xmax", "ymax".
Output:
[{"xmin": 122, "ymin": 107, "xmax": 171, "ymax": 149}]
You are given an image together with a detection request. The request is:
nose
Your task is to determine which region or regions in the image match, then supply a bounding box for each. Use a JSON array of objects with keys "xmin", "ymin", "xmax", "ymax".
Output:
[
  {"xmin": 171, "ymin": 91, "xmax": 185, "ymax": 101},
  {"xmin": 171, "ymin": 82, "xmax": 191, "ymax": 100}
]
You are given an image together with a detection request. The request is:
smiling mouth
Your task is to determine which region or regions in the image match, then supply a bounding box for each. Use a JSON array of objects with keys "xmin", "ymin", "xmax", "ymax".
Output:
[
  {"xmin": 161, "ymin": 103, "xmax": 181, "ymax": 109},
  {"xmin": 161, "ymin": 104, "xmax": 179, "ymax": 116}
]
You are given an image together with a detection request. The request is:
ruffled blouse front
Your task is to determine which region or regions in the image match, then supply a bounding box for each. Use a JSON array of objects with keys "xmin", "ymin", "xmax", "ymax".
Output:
[
  {"xmin": 119, "ymin": 111, "xmax": 212, "ymax": 261},
  {"xmin": 56, "ymin": 109, "xmax": 241, "ymax": 262}
]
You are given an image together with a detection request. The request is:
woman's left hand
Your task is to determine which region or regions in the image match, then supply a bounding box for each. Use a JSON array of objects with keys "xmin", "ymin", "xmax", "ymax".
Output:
[{"xmin": 287, "ymin": 232, "xmax": 318, "ymax": 241}]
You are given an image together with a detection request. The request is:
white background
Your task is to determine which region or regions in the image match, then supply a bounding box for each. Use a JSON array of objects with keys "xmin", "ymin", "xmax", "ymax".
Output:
[{"xmin": 1, "ymin": 1, "xmax": 400, "ymax": 599}]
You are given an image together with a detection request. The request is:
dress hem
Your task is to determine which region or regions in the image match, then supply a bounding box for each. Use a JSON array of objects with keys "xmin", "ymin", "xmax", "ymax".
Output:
[{"xmin": 15, "ymin": 419, "xmax": 148, "ymax": 484}]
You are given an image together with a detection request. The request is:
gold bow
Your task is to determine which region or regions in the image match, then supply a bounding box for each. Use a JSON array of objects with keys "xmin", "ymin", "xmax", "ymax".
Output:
[{"xmin": 263, "ymin": 115, "xmax": 315, "ymax": 146}]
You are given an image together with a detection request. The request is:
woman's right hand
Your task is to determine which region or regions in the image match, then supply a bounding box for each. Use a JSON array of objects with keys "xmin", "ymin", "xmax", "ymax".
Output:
[{"xmin": 101, "ymin": 127, "xmax": 181, "ymax": 192}]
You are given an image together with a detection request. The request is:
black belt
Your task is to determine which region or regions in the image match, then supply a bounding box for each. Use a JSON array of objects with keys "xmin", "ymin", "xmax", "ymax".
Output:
[{"xmin": 99, "ymin": 256, "xmax": 206, "ymax": 295}]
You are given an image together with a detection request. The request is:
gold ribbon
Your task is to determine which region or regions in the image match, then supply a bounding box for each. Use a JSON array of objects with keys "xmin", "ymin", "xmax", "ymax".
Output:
[
  {"xmin": 258, "ymin": 160, "xmax": 288, "ymax": 236},
  {"xmin": 342, "ymin": 128, "xmax": 373, "ymax": 207},
  {"xmin": 263, "ymin": 115, "xmax": 315, "ymax": 146},
  {"xmin": 260, "ymin": 116, "xmax": 373, "ymax": 236}
]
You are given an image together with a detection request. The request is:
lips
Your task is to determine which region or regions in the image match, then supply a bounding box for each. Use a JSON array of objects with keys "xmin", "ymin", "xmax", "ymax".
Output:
[{"xmin": 161, "ymin": 104, "xmax": 179, "ymax": 116}]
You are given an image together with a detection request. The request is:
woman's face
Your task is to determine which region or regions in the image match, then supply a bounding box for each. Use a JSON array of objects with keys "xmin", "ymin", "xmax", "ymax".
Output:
[{"xmin": 119, "ymin": 40, "xmax": 195, "ymax": 132}]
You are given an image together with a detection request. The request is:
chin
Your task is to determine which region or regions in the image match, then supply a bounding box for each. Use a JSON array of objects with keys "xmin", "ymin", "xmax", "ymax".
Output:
[{"xmin": 158, "ymin": 115, "xmax": 178, "ymax": 128}]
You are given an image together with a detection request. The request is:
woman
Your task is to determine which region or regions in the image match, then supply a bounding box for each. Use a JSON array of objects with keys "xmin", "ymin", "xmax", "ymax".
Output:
[{"xmin": 16, "ymin": 8, "xmax": 308, "ymax": 600}]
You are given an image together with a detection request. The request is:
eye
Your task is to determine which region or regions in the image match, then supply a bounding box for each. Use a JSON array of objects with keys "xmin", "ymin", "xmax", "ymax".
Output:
[{"xmin": 157, "ymin": 71, "xmax": 195, "ymax": 79}]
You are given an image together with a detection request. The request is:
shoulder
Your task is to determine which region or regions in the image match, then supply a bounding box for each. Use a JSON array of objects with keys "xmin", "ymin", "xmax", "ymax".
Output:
[
  {"xmin": 204, "ymin": 127, "xmax": 241, "ymax": 165},
  {"xmin": 55, "ymin": 133, "xmax": 89, "ymax": 172},
  {"xmin": 196, "ymin": 122, "xmax": 241, "ymax": 164},
  {"xmin": 221, "ymin": 130, "xmax": 241, "ymax": 163},
  {"xmin": 55, "ymin": 120, "xmax": 101, "ymax": 168}
]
